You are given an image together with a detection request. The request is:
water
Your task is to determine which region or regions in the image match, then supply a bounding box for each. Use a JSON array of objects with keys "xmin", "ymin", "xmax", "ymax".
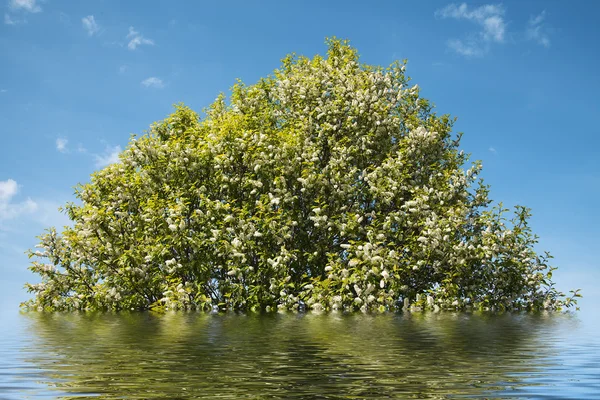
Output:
[{"xmin": 0, "ymin": 311, "xmax": 598, "ymax": 399}]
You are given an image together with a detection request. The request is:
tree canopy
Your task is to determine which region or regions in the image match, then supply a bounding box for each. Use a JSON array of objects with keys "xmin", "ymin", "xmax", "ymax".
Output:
[{"xmin": 24, "ymin": 38, "xmax": 579, "ymax": 312}]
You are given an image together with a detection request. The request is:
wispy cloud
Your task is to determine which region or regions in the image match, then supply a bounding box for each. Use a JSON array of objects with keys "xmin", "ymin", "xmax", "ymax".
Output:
[
  {"xmin": 76, "ymin": 143, "xmax": 87, "ymax": 153},
  {"xmin": 526, "ymin": 10, "xmax": 550, "ymax": 48},
  {"xmin": 435, "ymin": 3, "xmax": 506, "ymax": 57},
  {"xmin": 0, "ymin": 179, "xmax": 38, "ymax": 223},
  {"xmin": 141, "ymin": 77, "xmax": 164, "ymax": 89},
  {"xmin": 4, "ymin": 12, "xmax": 27, "ymax": 25},
  {"xmin": 33, "ymin": 199, "xmax": 72, "ymax": 229},
  {"xmin": 0, "ymin": 89, "xmax": 7, "ymax": 93},
  {"xmin": 94, "ymin": 145, "xmax": 122, "ymax": 167},
  {"xmin": 5, "ymin": 0, "xmax": 41, "ymax": 25},
  {"xmin": 82, "ymin": 15, "xmax": 100, "ymax": 36},
  {"xmin": 447, "ymin": 39, "xmax": 485, "ymax": 57},
  {"xmin": 489, "ymin": 147, "xmax": 497, "ymax": 154},
  {"xmin": 119, "ymin": 65, "xmax": 128, "ymax": 74},
  {"xmin": 4, "ymin": 13, "xmax": 17, "ymax": 25},
  {"xmin": 9, "ymin": 0, "xmax": 41, "ymax": 13},
  {"xmin": 0, "ymin": 179, "xmax": 18, "ymax": 202},
  {"xmin": 0, "ymin": 186, "xmax": 70, "ymax": 232},
  {"xmin": 56, "ymin": 138, "xmax": 68, "ymax": 153},
  {"xmin": 126, "ymin": 27, "xmax": 154, "ymax": 50}
]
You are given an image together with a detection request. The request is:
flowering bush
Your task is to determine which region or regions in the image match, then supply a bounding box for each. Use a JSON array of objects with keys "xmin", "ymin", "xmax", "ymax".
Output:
[{"xmin": 23, "ymin": 38, "xmax": 579, "ymax": 312}]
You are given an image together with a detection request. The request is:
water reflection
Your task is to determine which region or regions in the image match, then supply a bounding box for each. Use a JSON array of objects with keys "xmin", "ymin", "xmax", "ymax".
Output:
[{"xmin": 7, "ymin": 311, "xmax": 598, "ymax": 399}]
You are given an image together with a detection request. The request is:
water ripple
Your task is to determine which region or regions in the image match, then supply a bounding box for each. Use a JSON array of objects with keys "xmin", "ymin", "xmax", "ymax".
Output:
[{"xmin": 0, "ymin": 311, "xmax": 597, "ymax": 399}]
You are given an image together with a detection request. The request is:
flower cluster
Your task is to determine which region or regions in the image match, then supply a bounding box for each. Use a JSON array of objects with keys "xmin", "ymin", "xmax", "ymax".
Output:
[{"xmin": 23, "ymin": 38, "xmax": 579, "ymax": 312}]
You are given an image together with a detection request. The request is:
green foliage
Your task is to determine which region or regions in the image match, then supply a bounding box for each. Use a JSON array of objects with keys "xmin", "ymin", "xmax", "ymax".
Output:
[{"xmin": 23, "ymin": 38, "xmax": 580, "ymax": 312}]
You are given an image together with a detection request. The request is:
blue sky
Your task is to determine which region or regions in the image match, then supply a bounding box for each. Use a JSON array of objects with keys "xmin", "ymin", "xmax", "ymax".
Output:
[{"xmin": 1, "ymin": 0, "xmax": 598, "ymax": 315}]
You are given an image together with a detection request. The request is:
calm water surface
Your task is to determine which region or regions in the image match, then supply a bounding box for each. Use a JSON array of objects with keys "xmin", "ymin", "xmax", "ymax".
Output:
[{"xmin": 0, "ymin": 310, "xmax": 598, "ymax": 399}]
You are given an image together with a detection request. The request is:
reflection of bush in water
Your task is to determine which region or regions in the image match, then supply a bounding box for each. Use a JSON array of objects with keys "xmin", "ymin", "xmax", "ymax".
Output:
[{"xmin": 23, "ymin": 312, "xmax": 572, "ymax": 399}]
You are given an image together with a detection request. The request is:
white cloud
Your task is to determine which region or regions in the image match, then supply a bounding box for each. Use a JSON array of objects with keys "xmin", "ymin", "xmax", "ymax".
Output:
[
  {"xmin": 0, "ymin": 198, "xmax": 38, "ymax": 220},
  {"xmin": 436, "ymin": 3, "xmax": 506, "ymax": 56},
  {"xmin": 4, "ymin": 13, "xmax": 17, "ymax": 25},
  {"xmin": 141, "ymin": 77, "xmax": 164, "ymax": 89},
  {"xmin": 126, "ymin": 27, "xmax": 154, "ymax": 50},
  {"xmin": 56, "ymin": 138, "xmax": 68, "ymax": 153},
  {"xmin": 0, "ymin": 179, "xmax": 18, "ymax": 202},
  {"xmin": 489, "ymin": 147, "xmax": 497, "ymax": 154},
  {"xmin": 436, "ymin": 3, "xmax": 506, "ymax": 42},
  {"xmin": 94, "ymin": 145, "xmax": 122, "ymax": 167},
  {"xmin": 9, "ymin": 0, "xmax": 41, "ymax": 13},
  {"xmin": 526, "ymin": 10, "xmax": 550, "ymax": 48},
  {"xmin": 33, "ymin": 199, "xmax": 73, "ymax": 229},
  {"xmin": 82, "ymin": 15, "xmax": 99, "ymax": 36},
  {"xmin": 447, "ymin": 39, "xmax": 485, "ymax": 57},
  {"xmin": 76, "ymin": 143, "xmax": 87, "ymax": 153},
  {"xmin": 0, "ymin": 179, "xmax": 38, "ymax": 223}
]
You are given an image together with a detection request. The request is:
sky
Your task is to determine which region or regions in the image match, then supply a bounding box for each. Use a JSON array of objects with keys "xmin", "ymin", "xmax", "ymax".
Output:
[{"xmin": 1, "ymin": 0, "xmax": 598, "ymax": 316}]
